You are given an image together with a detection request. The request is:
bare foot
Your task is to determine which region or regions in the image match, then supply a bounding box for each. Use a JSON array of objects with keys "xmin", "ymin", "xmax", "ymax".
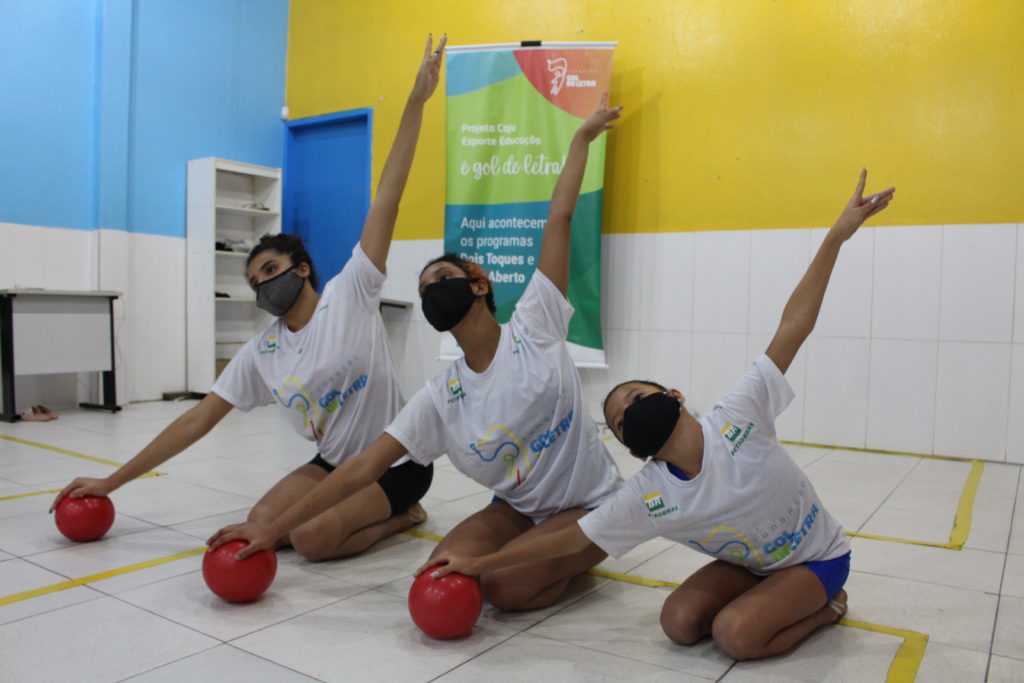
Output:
[
  {"xmin": 827, "ymin": 589, "xmax": 848, "ymax": 621},
  {"xmin": 406, "ymin": 503, "xmax": 427, "ymax": 525}
]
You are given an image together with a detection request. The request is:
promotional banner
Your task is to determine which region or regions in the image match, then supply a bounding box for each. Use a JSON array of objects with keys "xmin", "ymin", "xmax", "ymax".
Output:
[{"xmin": 443, "ymin": 42, "xmax": 616, "ymax": 367}]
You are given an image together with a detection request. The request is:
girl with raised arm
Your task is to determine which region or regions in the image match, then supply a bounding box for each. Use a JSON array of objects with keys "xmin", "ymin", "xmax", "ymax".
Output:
[
  {"xmin": 421, "ymin": 171, "xmax": 894, "ymax": 658},
  {"xmin": 210, "ymin": 96, "xmax": 626, "ymax": 611},
  {"xmin": 52, "ymin": 35, "xmax": 446, "ymax": 562}
]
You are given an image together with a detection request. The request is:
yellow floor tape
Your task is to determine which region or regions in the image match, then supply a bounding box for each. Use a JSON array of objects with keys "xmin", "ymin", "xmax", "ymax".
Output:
[
  {"xmin": 843, "ymin": 459, "xmax": 983, "ymax": 550},
  {"xmin": 0, "ymin": 526, "xmax": 928, "ymax": 682},
  {"xmin": 0, "ymin": 435, "xmax": 164, "ymax": 503},
  {"xmin": 399, "ymin": 527, "xmax": 926, "ymax": 680},
  {"xmin": 0, "ymin": 547, "xmax": 205, "ymax": 607}
]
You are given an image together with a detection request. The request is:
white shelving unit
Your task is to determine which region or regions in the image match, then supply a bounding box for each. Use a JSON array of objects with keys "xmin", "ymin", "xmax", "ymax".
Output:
[{"xmin": 186, "ymin": 157, "xmax": 282, "ymax": 393}]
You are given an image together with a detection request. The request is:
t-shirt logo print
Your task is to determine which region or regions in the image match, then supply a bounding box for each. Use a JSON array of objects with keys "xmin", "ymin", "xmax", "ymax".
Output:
[
  {"xmin": 259, "ymin": 336, "xmax": 278, "ymax": 355},
  {"xmin": 644, "ymin": 492, "xmax": 665, "ymax": 512},
  {"xmin": 721, "ymin": 423, "xmax": 741, "ymax": 441},
  {"xmin": 447, "ymin": 378, "xmax": 465, "ymax": 404}
]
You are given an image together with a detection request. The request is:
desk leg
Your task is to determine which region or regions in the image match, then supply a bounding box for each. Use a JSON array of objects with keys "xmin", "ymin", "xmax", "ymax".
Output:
[
  {"xmin": 79, "ymin": 297, "xmax": 121, "ymax": 414},
  {"xmin": 0, "ymin": 296, "xmax": 17, "ymax": 422}
]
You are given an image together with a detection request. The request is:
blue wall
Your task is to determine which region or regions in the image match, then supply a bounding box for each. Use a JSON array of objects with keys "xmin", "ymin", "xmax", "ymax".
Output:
[
  {"xmin": 0, "ymin": 0, "xmax": 100, "ymax": 230},
  {"xmin": 0, "ymin": 0, "xmax": 289, "ymax": 237}
]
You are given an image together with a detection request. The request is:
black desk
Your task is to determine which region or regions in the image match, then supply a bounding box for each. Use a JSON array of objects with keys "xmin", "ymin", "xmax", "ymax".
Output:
[{"xmin": 0, "ymin": 290, "xmax": 122, "ymax": 422}]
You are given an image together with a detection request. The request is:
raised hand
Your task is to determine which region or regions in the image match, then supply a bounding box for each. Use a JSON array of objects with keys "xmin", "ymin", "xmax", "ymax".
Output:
[
  {"xmin": 411, "ymin": 33, "xmax": 447, "ymax": 103},
  {"xmin": 831, "ymin": 168, "xmax": 895, "ymax": 241},
  {"xmin": 577, "ymin": 92, "xmax": 623, "ymax": 143}
]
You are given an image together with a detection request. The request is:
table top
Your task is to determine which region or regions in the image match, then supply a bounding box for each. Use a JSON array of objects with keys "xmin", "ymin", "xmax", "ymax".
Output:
[{"xmin": 0, "ymin": 289, "xmax": 121, "ymax": 298}]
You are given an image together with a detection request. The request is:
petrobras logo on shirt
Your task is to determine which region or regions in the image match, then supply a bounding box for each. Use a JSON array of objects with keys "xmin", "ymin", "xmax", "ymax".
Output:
[
  {"xmin": 644, "ymin": 492, "xmax": 679, "ymax": 519},
  {"xmin": 259, "ymin": 336, "xmax": 278, "ymax": 355},
  {"xmin": 720, "ymin": 421, "xmax": 754, "ymax": 456},
  {"xmin": 447, "ymin": 378, "xmax": 465, "ymax": 404}
]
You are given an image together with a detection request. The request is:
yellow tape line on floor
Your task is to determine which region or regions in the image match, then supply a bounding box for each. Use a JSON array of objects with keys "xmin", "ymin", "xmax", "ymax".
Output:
[
  {"xmin": 404, "ymin": 527, "xmax": 927, "ymax": 681},
  {"xmin": 841, "ymin": 618, "xmax": 929, "ymax": 683},
  {"xmin": 1, "ymin": 526, "xmax": 928, "ymax": 682},
  {"xmin": 844, "ymin": 459, "xmax": 984, "ymax": 550},
  {"xmin": 0, "ymin": 435, "xmax": 164, "ymax": 494},
  {"xmin": 0, "ymin": 546, "xmax": 206, "ymax": 608},
  {"xmin": 0, "ymin": 489, "xmax": 62, "ymax": 502}
]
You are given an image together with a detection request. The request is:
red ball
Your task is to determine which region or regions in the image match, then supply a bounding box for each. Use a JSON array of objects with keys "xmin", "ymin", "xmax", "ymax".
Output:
[
  {"xmin": 54, "ymin": 495, "xmax": 115, "ymax": 542},
  {"xmin": 202, "ymin": 541, "xmax": 277, "ymax": 603},
  {"xmin": 408, "ymin": 566, "xmax": 483, "ymax": 639}
]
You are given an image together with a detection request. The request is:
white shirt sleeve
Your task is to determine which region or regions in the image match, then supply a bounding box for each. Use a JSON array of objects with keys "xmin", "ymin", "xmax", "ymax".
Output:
[
  {"xmin": 576, "ymin": 478, "xmax": 658, "ymax": 559},
  {"xmin": 323, "ymin": 243, "xmax": 386, "ymax": 315},
  {"xmin": 210, "ymin": 342, "xmax": 273, "ymax": 411},
  {"xmin": 510, "ymin": 270, "xmax": 575, "ymax": 343},
  {"xmin": 715, "ymin": 354, "xmax": 795, "ymax": 432},
  {"xmin": 383, "ymin": 384, "xmax": 449, "ymax": 466}
]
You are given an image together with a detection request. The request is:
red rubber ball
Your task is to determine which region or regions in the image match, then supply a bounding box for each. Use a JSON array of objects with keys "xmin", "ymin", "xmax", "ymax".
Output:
[
  {"xmin": 408, "ymin": 567, "xmax": 483, "ymax": 639},
  {"xmin": 202, "ymin": 540, "xmax": 277, "ymax": 603},
  {"xmin": 54, "ymin": 495, "xmax": 115, "ymax": 542}
]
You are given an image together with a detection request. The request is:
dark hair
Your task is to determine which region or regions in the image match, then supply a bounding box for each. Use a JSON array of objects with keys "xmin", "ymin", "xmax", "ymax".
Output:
[
  {"xmin": 247, "ymin": 234, "xmax": 319, "ymax": 291},
  {"xmin": 603, "ymin": 379, "xmax": 669, "ymax": 422},
  {"xmin": 420, "ymin": 253, "xmax": 496, "ymax": 314}
]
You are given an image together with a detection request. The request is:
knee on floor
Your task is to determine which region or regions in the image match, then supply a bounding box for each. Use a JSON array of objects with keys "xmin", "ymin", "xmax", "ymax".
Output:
[
  {"xmin": 659, "ymin": 604, "xmax": 707, "ymax": 646},
  {"xmin": 480, "ymin": 573, "xmax": 534, "ymax": 611},
  {"xmin": 711, "ymin": 611, "xmax": 760, "ymax": 661}
]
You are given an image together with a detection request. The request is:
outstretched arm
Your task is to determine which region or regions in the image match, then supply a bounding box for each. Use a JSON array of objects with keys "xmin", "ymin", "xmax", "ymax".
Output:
[
  {"xmin": 50, "ymin": 392, "xmax": 233, "ymax": 511},
  {"xmin": 415, "ymin": 521, "xmax": 593, "ymax": 578},
  {"xmin": 360, "ymin": 34, "xmax": 446, "ymax": 271},
  {"xmin": 536, "ymin": 93, "xmax": 622, "ymax": 295},
  {"xmin": 207, "ymin": 433, "xmax": 408, "ymax": 558},
  {"xmin": 766, "ymin": 169, "xmax": 894, "ymax": 373}
]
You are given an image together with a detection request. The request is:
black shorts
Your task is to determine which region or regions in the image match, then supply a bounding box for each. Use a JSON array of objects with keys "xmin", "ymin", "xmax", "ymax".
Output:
[{"xmin": 308, "ymin": 454, "xmax": 433, "ymax": 516}]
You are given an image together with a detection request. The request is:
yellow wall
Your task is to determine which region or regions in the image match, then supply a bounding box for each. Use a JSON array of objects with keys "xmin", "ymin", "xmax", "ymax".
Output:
[{"xmin": 287, "ymin": 0, "xmax": 1023, "ymax": 239}]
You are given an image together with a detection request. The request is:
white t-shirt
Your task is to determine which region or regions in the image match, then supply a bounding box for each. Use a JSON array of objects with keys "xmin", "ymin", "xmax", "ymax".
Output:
[
  {"xmin": 385, "ymin": 270, "xmax": 623, "ymax": 522},
  {"xmin": 579, "ymin": 355, "xmax": 850, "ymax": 574},
  {"xmin": 212, "ymin": 244, "xmax": 405, "ymax": 467}
]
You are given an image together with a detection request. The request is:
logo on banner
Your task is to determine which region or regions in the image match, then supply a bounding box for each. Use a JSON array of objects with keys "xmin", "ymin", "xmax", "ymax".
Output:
[{"xmin": 546, "ymin": 58, "xmax": 597, "ymax": 95}]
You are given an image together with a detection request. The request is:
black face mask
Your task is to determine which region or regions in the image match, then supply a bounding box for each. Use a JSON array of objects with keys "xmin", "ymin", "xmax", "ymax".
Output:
[
  {"xmin": 421, "ymin": 277, "xmax": 478, "ymax": 331},
  {"xmin": 255, "ymin": 265, "xmax": 304, "ymax": 317},
  {"xmin": 622, "ymin": 392, "xmax": 681, "ymax": 457}
]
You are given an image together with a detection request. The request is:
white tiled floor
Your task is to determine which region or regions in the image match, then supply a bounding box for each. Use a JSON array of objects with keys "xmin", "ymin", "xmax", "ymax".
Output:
[{"xmin": 0, "ymin": 401, "xmax": 1021, "ymax": 682}]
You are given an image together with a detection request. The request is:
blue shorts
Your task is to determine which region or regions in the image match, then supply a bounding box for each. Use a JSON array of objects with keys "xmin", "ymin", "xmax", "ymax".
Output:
[{"xmin": 803, "ymin": 551, "xmax": 851, "ymax": 600}]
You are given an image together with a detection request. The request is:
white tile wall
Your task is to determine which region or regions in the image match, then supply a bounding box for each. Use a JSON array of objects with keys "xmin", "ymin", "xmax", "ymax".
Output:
[
  {"xmin": 934, "ymin": 341, "xmax": 1011, "ymax": 460},
  {"xmin": 803, "ymin": 336, "xmax": 870, "ymax": 447},
  {"xmin": 1007, "ymin": 344, "xmax": 1024, "ymax": 465},
  {"xmin": 866, "ymin": 339, "xmax": 938, "ymax": 453},
  {"xmin": 690, "ymin": 332, "xmax": 748, "ymax": 415},
  {"xmin": 13, "ymin": 221, "xmax": 1024, "ymax": 463},
  {"xmin": 939, "ymin": 224, "xmax": 1015, "ymax": 343},
  {"xmin": 872, "ymin": 225, "xmax": 942, "ymax": 340},
  {"xmin": 810, "ymin": 226, "xmax": 875, "ymax": 338},
  {"xmin": 748, "ymin": 229, "xmax": 810, "ymax": 335},
  {"xmin": 693, "ymin": 230, "xmax": 750, "ymax": 334}
]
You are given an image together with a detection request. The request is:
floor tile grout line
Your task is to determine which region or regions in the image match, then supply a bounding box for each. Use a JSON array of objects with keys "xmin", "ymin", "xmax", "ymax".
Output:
[
  {"xmin": 851, "ymin": 452, "xmax": 925, "ymax": 534},
  {"xmin": 985, "ymin": 467, "xmax": 1021, "ymax": 679}
]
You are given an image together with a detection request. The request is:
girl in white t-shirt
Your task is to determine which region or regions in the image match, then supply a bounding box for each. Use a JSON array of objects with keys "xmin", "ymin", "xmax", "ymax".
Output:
[
  {"xmin": 420, "ymin": 171, "xmax": 895, "ymax": 659},
  {"xmin": 51, "ymin": 36, "xmax": 447, "ymax": 562},
  {"xmin": 209, "ymin": 96, "xmax": 626, "ymax": 611}
]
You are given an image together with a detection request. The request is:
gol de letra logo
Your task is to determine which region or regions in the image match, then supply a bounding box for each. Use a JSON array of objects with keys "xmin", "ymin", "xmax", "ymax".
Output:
[{"xmin": 546, "ymin": 57, "xmax": 598, "ymax": 96}]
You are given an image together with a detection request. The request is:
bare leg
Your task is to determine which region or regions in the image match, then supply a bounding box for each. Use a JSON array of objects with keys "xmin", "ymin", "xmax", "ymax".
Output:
[
  {"xmin": 430, "ymin": 502, "xmax": 606, "ymax": 611},
  {"xmin": 660, "ymin": 560, "xmax": 762, "ymax": 645},
  {"xmin": 710, "ymin": 565, "xmax": 845, "ymax": 660},
  {"xmin": 248, "ymin": 463, "xmax": 425, "ymax": 562}
]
